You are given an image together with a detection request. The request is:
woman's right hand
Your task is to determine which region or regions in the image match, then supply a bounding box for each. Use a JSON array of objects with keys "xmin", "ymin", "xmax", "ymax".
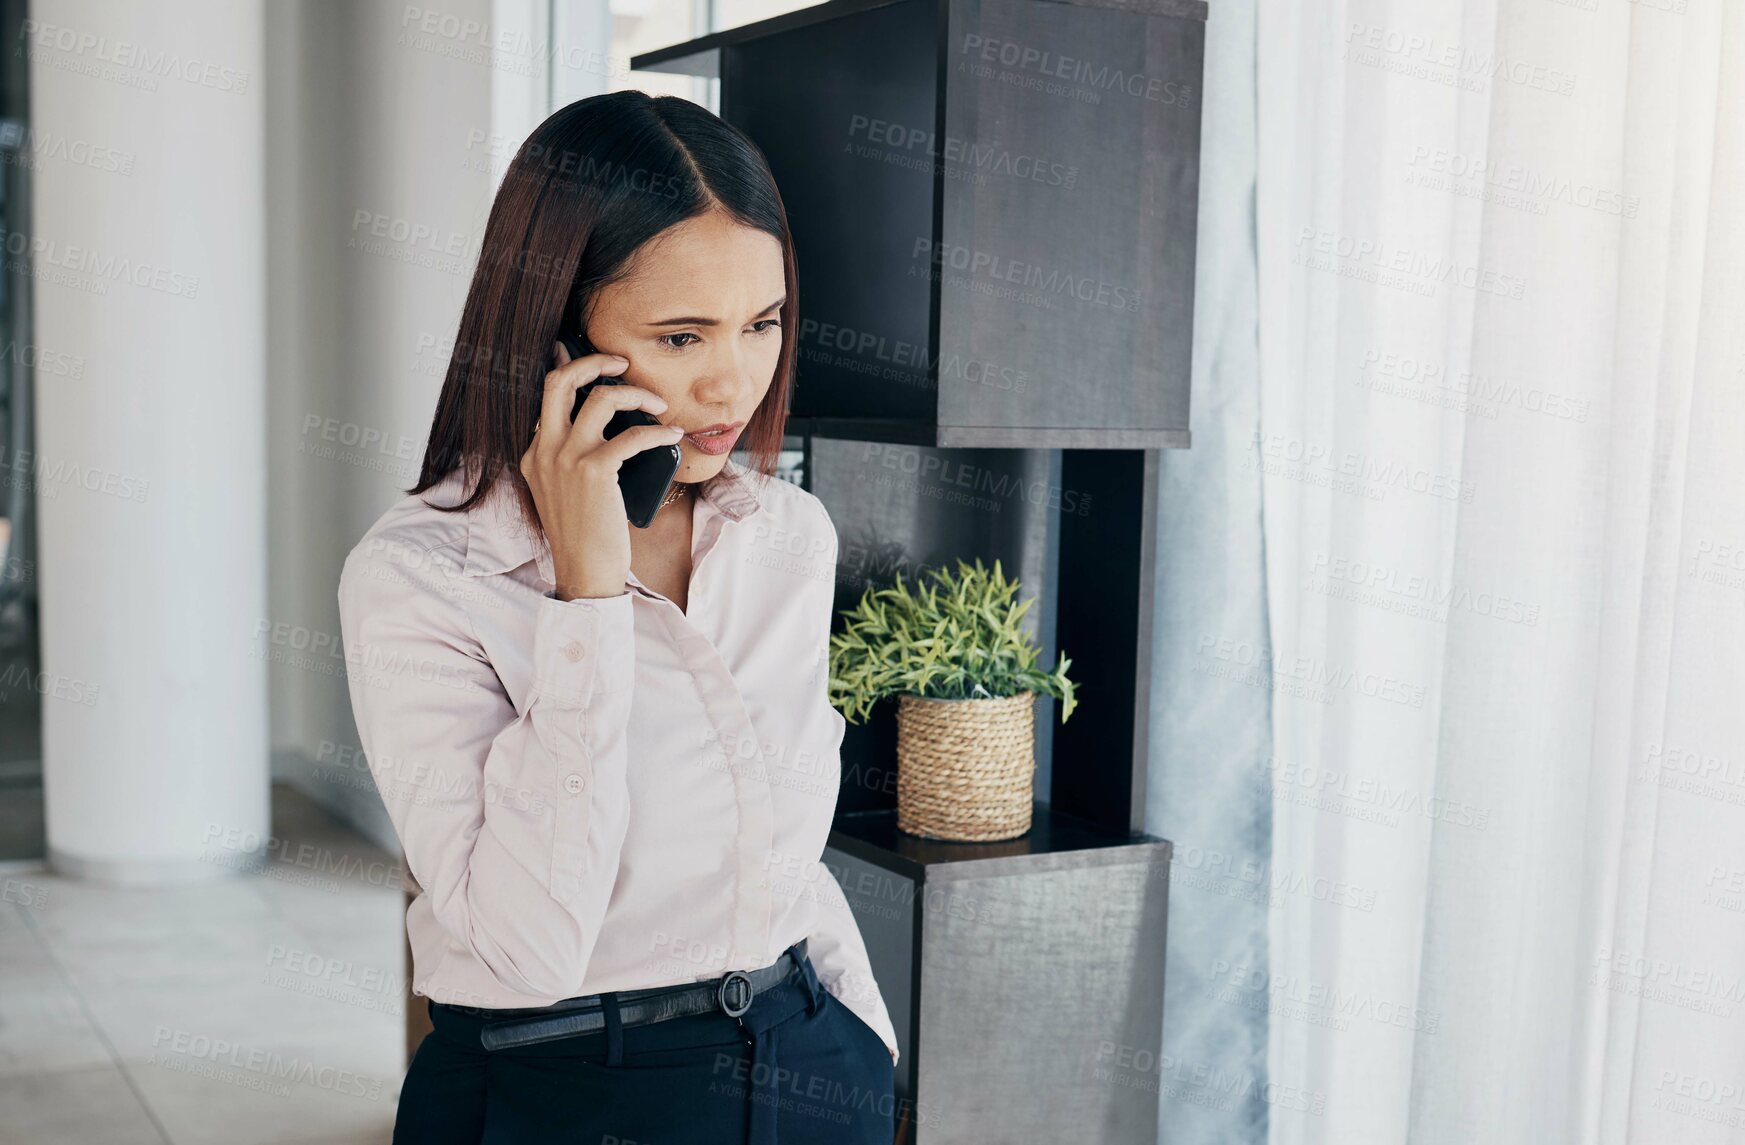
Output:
[{"xmin": 520, "ymin": 341, "xmax": 687, "ymax": 601}]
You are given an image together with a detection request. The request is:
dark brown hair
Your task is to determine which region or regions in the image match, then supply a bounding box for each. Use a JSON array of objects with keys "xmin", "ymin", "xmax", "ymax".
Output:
[{"xmin": 408, "ymin": 90, "xmax": 797, "ymax": 533}]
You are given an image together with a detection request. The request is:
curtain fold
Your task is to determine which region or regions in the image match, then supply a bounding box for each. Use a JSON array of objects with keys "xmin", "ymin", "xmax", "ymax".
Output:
[{"xmin": 1147, "ymin": 0, "xmax": 1270, "ymax": 1140}]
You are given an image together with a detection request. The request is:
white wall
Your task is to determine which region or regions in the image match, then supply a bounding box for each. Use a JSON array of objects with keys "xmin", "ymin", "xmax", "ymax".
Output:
[{"xmin": 265, "ymin": 0, "xmax": 553, "ymax": 847}]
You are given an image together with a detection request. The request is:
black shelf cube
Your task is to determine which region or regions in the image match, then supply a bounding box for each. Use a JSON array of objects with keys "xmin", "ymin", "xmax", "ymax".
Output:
[{"xmin": 635, "ymin": 0, "xmax": 1204, "ymax": 450}]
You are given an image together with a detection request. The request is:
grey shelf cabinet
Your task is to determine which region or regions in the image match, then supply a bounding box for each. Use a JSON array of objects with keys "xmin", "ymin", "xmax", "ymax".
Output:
[{"xmin": 825, "ymin": 805, "xmax": 1172, "ymax": 1143}]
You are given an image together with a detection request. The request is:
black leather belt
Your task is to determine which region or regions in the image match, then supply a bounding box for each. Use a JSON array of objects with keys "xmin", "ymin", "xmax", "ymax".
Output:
[{"xmin": 457, "ymin": 938, "xmax": 808, "ymax": 1052}]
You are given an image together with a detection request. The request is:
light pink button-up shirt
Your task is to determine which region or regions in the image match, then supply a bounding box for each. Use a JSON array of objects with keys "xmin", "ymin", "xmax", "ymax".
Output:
[{"xmin": 336, "ymin": 455, "xmax": 898, "ymax": 1064}]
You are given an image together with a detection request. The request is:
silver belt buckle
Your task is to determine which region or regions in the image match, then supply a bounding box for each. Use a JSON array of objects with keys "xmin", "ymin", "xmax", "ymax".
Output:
[{"xmin": 716, "ymin": 969, "xmax": 754, "ymax": 1017}]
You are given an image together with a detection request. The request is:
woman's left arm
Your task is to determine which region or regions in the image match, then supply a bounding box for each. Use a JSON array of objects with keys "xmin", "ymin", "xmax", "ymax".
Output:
[{"xmin": 798, "ymin": 500, "xmax": 901, "ymax": 1067}]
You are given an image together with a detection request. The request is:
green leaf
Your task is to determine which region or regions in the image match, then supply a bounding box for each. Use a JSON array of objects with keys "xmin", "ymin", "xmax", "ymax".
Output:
[{"xmin": 826, "ymin": 556, "xmax": 1077, "ymax": 725}]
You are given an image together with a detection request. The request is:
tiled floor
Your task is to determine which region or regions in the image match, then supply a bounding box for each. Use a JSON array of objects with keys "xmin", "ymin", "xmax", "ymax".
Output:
[{"xmin": 0, "ymin": 786, "xmax": 404, "ymax": 1144}]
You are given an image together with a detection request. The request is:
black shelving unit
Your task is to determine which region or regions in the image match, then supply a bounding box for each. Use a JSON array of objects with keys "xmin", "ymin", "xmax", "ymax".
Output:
[{"xmin": 637, "ymin": 0, "xmax": 1203, "ymax": 1137}]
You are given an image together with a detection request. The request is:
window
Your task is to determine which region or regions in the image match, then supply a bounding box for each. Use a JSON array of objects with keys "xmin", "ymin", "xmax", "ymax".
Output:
[
  {"xmin": 555, "ymin": 0, "xmax": 831, "ymax": 113},
  {"xmin": 607, "ymin": 0, "xmax": 709, "ymax": 102},
  {"xmin": 711, "ymin": 0, "xmax": 823, "ymax": 34}
]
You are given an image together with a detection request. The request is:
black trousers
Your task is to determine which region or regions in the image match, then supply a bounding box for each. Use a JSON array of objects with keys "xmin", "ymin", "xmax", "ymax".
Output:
[{"xmin": 394, "ymin": 941, "xmax": 896, "ymax": 1144}]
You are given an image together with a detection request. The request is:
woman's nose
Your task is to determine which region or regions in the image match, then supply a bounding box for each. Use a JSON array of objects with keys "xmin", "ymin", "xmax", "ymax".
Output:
[{"xmin": 693, "ymin": 338, "xmax": 760, "ymax": 406}]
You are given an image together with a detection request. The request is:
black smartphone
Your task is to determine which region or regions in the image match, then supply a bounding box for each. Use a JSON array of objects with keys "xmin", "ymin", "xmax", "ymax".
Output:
[{"xmin": 557, "ymin": 331, "xmax": 682, "ymax": 529}]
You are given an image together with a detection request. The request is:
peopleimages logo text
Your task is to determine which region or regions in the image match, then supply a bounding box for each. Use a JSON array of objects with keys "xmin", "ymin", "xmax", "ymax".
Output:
[
  {"xmin": 18, "ymin": 19, "xmax": 251, "ymax": 92},
  {"xmin": 957, "ymin": 35, "xmax": 1194, "ymax": 108},
  {"xmin": 911, "ymin": 239, "xmax": 1144, "ymax": 312}
]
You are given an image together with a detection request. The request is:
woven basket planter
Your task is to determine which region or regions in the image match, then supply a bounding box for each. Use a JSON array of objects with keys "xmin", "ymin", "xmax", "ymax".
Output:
[{"xmin": 894, "ymin": 690, "xmax": 1037, "ymax": 841}]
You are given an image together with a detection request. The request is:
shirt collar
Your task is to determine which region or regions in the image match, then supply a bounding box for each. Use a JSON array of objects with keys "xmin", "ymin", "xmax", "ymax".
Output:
[{"xmin": 461, "ymin": 456, "xmax": 767, "ymax": 582}]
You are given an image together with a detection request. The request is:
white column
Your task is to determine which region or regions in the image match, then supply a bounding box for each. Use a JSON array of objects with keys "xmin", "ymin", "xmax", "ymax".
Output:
[{"xmin": 31, "ymin": 0, "xmax": 269, "ymax": 883}]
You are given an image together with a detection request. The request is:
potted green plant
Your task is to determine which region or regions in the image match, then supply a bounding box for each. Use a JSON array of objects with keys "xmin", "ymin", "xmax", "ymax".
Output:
[{"xmin": 829, "ymin": 557, "xmax": 1077, "ymax": 841}]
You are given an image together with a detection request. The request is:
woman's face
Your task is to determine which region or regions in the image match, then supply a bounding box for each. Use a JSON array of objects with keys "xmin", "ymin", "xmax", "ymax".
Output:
[{"xmin": 583, "ymin": 210, "xmax": 786, "ymax": 484}]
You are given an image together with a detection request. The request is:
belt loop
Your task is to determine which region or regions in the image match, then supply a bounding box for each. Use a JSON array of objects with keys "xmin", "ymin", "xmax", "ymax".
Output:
[
  {"xmin": 794, "ymin": 942, "xmax": 825, "ymax": 1016},
  {"xmin": 601, "ymin": 991, "xmax": 624, "ymax": 1066}
]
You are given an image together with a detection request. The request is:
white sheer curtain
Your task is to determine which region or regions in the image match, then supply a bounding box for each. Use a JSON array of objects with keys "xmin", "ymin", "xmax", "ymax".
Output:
[
  {"xmin": 1146, "ymin": 0, "xmax": 1270, "ymax": 1141},
  {"xmin": 1252, "ymin": 1, "xmax": 1745, "ymax": 1142}
]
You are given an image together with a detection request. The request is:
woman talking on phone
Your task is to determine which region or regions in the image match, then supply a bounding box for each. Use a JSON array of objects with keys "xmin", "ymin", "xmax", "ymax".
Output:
[{"xmin": 336, "ymin": 91, "xmax": 899, "ymax": 1144}]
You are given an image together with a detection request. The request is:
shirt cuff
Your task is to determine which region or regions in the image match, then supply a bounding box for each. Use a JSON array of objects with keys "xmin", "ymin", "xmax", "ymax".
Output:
[{"xmin": 531, "ymin": 590, "xmax": 636, "ymax": 706}]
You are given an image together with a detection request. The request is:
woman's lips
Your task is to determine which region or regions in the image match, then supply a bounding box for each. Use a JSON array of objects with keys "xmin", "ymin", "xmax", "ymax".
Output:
[{"xmin": 683, "ymin": 424, "xmax": 742, "ymax": 455}]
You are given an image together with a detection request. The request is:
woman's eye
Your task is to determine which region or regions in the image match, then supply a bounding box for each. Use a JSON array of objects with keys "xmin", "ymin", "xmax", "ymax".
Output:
[{"xmin": 658, "ymin": 321, "xmax": 776, "ymax": 351}]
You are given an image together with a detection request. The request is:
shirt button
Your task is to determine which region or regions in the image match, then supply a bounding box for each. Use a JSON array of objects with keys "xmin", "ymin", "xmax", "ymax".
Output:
[
  {"xmin": 563, "ymin": 641, "xmax": 584, "ymax": 662},
  {"xmin": 563, "ymin": 773, "xmax": 585, "ymax": 794}
]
